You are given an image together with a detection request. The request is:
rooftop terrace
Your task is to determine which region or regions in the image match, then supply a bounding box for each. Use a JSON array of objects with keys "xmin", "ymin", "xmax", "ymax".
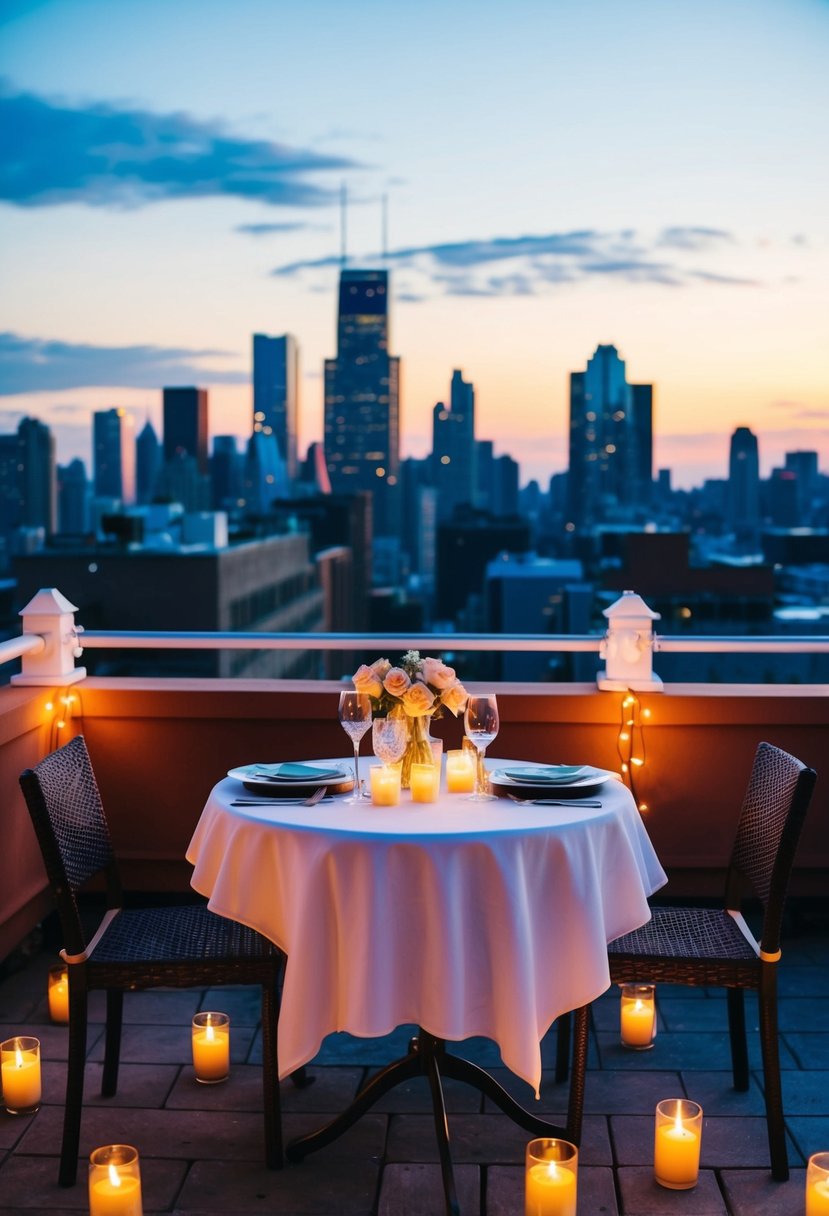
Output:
[{"xmin": 1, "ymin": 908, "xmax": 828, "ymax": 1215}]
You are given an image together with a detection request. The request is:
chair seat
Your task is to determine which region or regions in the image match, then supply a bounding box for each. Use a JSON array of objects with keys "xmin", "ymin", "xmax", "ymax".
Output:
[
  {"xmin": 609, "ymin": 906, "xmax": 761, "ymax": 986},
  {"xmin": 87, "ymin": 904, "xmax": 281, "ymax": 968}
]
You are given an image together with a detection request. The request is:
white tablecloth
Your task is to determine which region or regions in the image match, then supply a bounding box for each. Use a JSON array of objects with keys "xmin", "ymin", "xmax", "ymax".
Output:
[{"xmin": 186, "ymin": 758, "xmax": 666, "ymax": 1095}]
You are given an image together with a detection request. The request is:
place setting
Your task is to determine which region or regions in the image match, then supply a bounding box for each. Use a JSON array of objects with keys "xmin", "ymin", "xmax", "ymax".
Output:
[
  {"xmin": 489, "ymin": 762, "xmax": 613, "ymax": 805},
  {"xmin": 226, "ymin": 760, "xmax": 353, "ymax": 805}
]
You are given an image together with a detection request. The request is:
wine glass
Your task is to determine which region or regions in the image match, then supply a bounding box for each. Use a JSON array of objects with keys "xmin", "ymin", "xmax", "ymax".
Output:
[
  {"xmin": 464, "ymin": 694, "xmax": 499, "ymax": 802},
  {"xmin": 338, "ymin": 690, "xmax": 372, "ymax": 802},
  {"xmin": 372, "ymin": 716, "xmax": 409, "ymax": 767}
]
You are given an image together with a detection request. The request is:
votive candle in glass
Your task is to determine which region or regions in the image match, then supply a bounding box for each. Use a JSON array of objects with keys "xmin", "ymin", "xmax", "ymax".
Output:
[
  {"xmin": 48, "ymin": 964, "xmax": 70, "ymax": 1023},
  {"xmin": 654, "ymin": 1098, "xmax": 702, "ymax": 1190},
  {"xmin": 1, "ymin": 1036, "xmax": 41, "ymax": 1115},
  {"xmin": 370, "ymin": 764, "xmax": 401, "ymax": 806},
  {"xmin": 410, "ymin": 761, "xmax": 440, "ymax": 803},
  {"xmin": 807, "ymin": 1152, "xmax": 829, "ymax": 1215},
  {"xmin": 88, "ymin": 1144, "xmax": 143, "ymax": 1216},
  {"xmin": 620, "ymin": 983, "xmax": 656, "ymax": 1049},
  {"xmin": 191, "ymin": 1011, "xmax": 230, "ymax": 1083},
  {"xmin": 446, "ymin": 748, "xmax": 475, "ymax": 793},
  {"xmin": 525, "ymin": 1137, "xmax": 578, "ymax": 1216}
]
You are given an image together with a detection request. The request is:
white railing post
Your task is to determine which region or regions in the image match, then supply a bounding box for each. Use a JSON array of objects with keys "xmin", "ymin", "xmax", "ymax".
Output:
[
  {"xmin": 597, "ymin": 590, "xmax": 663, "ymax": 691},
  {"xmin": 11, "ymin": 588, "xmax": 87, "ymax": 686}
]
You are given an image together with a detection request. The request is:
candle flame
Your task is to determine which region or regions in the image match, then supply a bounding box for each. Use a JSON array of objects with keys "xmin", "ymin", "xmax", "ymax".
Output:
[
  {"xmin": 545, "ymin": 1159, "xmax": 560, "ymax": 1180},
  {"xmin": 206, "ymin": 1022, "xmax": 215, "ymax": 1043},
  {"xmin": 108, "ymin": 1163, "xmax": 122, "ymax": 1189},
  {"xmin": 634, "ymin": 999, "xmax": 644, "ymax": 1012},
  {"xmin": 14, "ymin": 1045, "xmax": 24, "ymax": 1068}
]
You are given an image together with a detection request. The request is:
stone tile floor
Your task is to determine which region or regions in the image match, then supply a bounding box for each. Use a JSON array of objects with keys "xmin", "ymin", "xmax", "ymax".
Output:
[{"xmin": 0, "ymin": 917, "xmax": 827, "ymax": 1215}]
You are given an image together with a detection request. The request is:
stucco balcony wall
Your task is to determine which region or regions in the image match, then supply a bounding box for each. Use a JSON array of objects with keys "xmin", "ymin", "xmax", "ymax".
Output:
[{"xmin": 1, "ymin": 678, "xmax": 827, "ymax": 961}]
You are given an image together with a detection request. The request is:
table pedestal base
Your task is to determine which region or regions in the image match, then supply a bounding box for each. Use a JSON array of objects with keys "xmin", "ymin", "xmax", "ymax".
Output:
[{"xmin": 286, "ymin": 1009, "xmax": 588, "ymax": 1216}]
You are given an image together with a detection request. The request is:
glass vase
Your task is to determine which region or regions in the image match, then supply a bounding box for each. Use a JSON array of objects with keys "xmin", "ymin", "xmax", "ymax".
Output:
[{"xmin": 400, "ymin": 714, "xmax": 435, "ymax": 789}]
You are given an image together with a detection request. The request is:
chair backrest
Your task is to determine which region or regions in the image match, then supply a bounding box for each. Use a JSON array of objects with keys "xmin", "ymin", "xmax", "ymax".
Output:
[
  {"xmin": 19, "ymin": 734, "xmax": 121, "ymax": 957},
  {"xmin": 726, "ymin": 741, "xmax": 817, "ymax": 953}
]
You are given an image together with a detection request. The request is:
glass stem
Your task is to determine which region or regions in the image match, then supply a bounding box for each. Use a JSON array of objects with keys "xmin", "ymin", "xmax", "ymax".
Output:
[
  {"xmin": 475, "ymin": 746, "xmax": 487, "ymax": 796},
  {"xmin": 353, "ymin": 742, "xmax": 361, "ymax": 795}
]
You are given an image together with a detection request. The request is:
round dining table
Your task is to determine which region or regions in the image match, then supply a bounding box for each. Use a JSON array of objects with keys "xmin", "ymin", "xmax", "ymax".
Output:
[{"xmin": 186, "ymin": 757, "xmax": 667, "ymax": 1097}]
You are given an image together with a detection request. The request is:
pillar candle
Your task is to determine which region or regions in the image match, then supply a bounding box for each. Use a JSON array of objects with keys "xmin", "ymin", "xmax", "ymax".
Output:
[
  {"xmin": 89, "ymin": 1146, "xmax": 143, "ymax": 1216},
  {"xmin": 620, "ymin": 984, "xmax": 655, "ymax": 1049},
  {"xmin": 191, "ymin": 1012, "xmax": 230, "ymax": 1083},
  {"xmin": 1, "ymin": 1037, "xmax": 41, "ymax": 1114},
  {"xmin": 410, "ymin": 762, "xmax": 440, "ymax": 803},
  {"xmin": 654, "ymin": 1099, "xmax": 702, "ymax": 1190},
  {"xmin": 48, "ymin": 966, "xmax": 70, "ymax": 1023},
  {"xmin": 807, "ymin": 1152, "xmax": 829, "ymax": 1216},
  {"xmin": 525, "ymin": 1160, "xmax": 577, "ymax": 1215},
  {"xmin": 370, "ymin": 764, "xmax": 401, "ymax": 806},
  {"xmin": 446, "ymin": 749, "xmax": 475, "ymax": 793}
]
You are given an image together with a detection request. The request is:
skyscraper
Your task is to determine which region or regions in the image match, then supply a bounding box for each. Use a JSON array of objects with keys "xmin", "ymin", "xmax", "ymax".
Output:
[
  {"xmin": 431, "ymin": 369, "xmax": 476, "ymax": 520},
  {"xmin": 94, "ymin": 408, "xmax": 135, "ymax": 505},
  {"xmin": 136, "ymin": 418, "xmax": 161, "ymax": 505},
  {"xmin": 728, "ymin": 426, "xmax": 761, "ymax": 533},
  {"xmin": 253, "ymin": 333, "xmax": 299, "ymax": 482},
  {"xmin": 57, "ymin": 459, "xmax": 88, "ymax": 533},
  {"xmin": 567, "ymin": 344, "xmax": 652, "ymax": 527},
  {"xmin": 163, "ymin": 387, "xmax": 208, "ymax": 474},
  {"xmin": 323, "ymin": 268, "xmax": 400, "ymax": 536}
]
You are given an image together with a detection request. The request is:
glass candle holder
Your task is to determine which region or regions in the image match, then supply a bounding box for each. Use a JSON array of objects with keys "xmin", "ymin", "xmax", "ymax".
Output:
[
  {"xmin": 654, "ymin": 1098, "xmax": 703, "ymax": 1190},
  {"xmin": 620, "ymin": 982, "xmax": 656, "ymax": 1049},
  {"xmin": 525, "ymin": 1138, "xmax": 578, "ymax": 1216},
  {"xmin": 369, "ymin": 763, "xmax": 401, "ymax": 806},
  {"xmin": 446, "ymin": 748, "xmax": 475, "ymax": 793},
  {"xmin": 410, "ymin": 761, "xmax": 440, "ymax": 803},
  {"xmin": 191, "ymin": 1011, "xmax": 230, "ymax": 1083},
  {"xmin": 807, "ymin": 1152, "xmax": 829, "ymax": 1215},
  {"xmin": 1, "ymin": 1036, "xmax": 41, "ymax": 1115},
  {"xmin": 88, "ymin": 1144, "xmax": 143, "ymax": 1216},
  {"xmin": 48, "ymin": 964, "xmax": 70, "ymax": 1024}
]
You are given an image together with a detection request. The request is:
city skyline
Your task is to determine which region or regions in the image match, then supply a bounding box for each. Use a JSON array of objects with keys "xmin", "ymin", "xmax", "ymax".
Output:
[{"xmin": 1, "ymin": 0, "xmax": 827, "ymax": 489}]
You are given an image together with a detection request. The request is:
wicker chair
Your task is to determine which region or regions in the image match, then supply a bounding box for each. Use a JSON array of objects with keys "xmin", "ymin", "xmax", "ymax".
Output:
[
  {"xmin": 20, "ymin": 733, "xmax": 299, "ymax": 1187},
  {"xmin": 608, "ymin": 740, "xmax": 816, "ymax": 1181}
]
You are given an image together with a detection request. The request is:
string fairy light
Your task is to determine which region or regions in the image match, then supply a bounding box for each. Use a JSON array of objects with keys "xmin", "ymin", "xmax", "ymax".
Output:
[
  {"xmin": 616, "ymin": 689, "xmax": 649, "ymax": 814},
  {"xmin": 44, "ymin": 688, "xmax": 82, "ymax": 751}
]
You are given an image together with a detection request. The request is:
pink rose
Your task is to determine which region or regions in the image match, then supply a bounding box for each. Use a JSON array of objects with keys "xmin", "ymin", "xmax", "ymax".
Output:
[
  {"xmin": 352, "ymin": 664, "xmax": 383, "ymax": 699},
  {"xmin": 383, "ymin": 667, "xmax": 412, "ymax": 698},
  {"xmin": 371, "ymin": 657, "xmax": 392, "ymax": 679},
  {"xmin": 440, "ymin": 681, "xmax": 468, "ymax": 716},
  {"xmin": 402, "ymin": 681, "xmax": 436, "ymax": 717},
  {"xmin": 420, "ymin": 657, "xmax": 457, "ymax": 690}
]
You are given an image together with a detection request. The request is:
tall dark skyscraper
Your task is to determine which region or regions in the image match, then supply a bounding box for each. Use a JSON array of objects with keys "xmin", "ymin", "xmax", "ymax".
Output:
[
  {"xmin": 432, "ymin": 368, "xmax": 476, "ymax": 520},
  {"xmin": 253, "ymin": 333, "xmax": 299, "ymax": 481},
  {"xmin": 136, "ymin": 418, "xmax": 161, "ymax": 505},
  {"xmin": 17, "ymin": 415, "xmax": 56, "ymax": 532},
  {"xmin": 728, "ymin": 425, "xmax": 761, "ymax": 532},
  {"xmin": 567, "ymin": 344, "xmax": 653, "ymax": 527},
  {"xmin": 94, "ymin": 408, "xmax": 135, "ymax": 504},
  {"xmin": 163, "ymin": 387, "xmax": 208, "ymax": 474},
  {"xmin": 58, "ymin": 458, "xmax": 88, "ymax": 533},
  {"xmin": 323, "ymin": 268, "xmax": 400, "ymax": 535}
]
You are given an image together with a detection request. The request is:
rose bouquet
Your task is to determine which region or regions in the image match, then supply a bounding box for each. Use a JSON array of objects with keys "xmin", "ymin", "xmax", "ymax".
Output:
[{"xmin": 352, "ymin": 650, "xmax": 469, "ymax": 786}]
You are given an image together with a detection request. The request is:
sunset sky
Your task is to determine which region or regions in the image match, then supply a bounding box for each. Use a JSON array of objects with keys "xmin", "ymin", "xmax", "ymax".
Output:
[{"xmin": 1, "ymin": 0, "xmax": 827, "ymax": 489}]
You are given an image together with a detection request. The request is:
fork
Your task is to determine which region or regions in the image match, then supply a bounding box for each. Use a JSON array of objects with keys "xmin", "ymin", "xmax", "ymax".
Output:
[
  {"xmin": 232, "ymin": 787, "xmax": 329, "ymax": 807},
  {"xmin": 507, "ymin": 793, "xmax": 603, "ymax": 808}
]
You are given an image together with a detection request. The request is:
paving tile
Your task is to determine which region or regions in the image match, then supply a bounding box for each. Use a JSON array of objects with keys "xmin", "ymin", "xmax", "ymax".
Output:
[
  {"xmin": 43, "ymin": 1060, "xmax": 180, "ymax": 1108},
  {"xmin": 369, "ymin": 1071, "xmax": 483, "ymax": 1113},
  {"xmin": 778, "ymin": 997, "xmax": 829, "ymax": 1032},
  {"xmin": 0, "ymin": 1020, "xmax": 104, "ymax": 1063},
  {"xmin": 0, "ymin": 1152, "xmax": 186, "ymax": 1210},
  {"xmin": 200, "ymin": 985, "xmax": 263, "ymax": 1027},
  {"xmin": 785, "ymin": 1115, "xmax": 829, "ymax": 1162},
  {"xmin": 678, "ymin": 1071, "xmax": 766, "ymax": 1116},
  {"xmin": 387, "ymin": 1112, "xmax": 612, "ymax": 1167},
  {"xmin": 616, "ymin": 1166, "xmax": 726, "ymax": 1214},
  {"xmin": 487, "ymin": 1164, "xmax": 618, "ymax": 1214},
  {"xmin": 482, "ymin": 1065, "xmax": 685, "ymax": 1118},
  {"xmin": 87, "ymin": 1021, "xmax": 254, "ymax": 1066},
  {"xmin": 779, "ymin": 1070, "xmax": 829, "ymax": 1115},
  {"xmin": 609, "ymin": 1113, "xmax": 800, "ymax": 1169},
  {"xmin": 0, "ymin": 1110, "xmax": 31, "ymax": 1151},
  {"xmin": 719, "ymin": 1168, "xmax": 808, "ymax": 1216},
  {"xmin": 120, "ymin": 989, "xmax": 208, "ymax": 1025},
  {"xmin": 781, "ymin": 1033, "xmax": 829, "ymax": 1069},
  {"xmin": 596, "ymin": 1030, "xmax": 797, "ymax": 1072},
  {"xmin": 167, "ymin": 1062, "xmax": 364, "ymax": 1115},
  {"xmin": 656, "ymin": 996, "xmax": 758, "ymax": 1033},
  {"xmin": 378, "ymin": 1162, "xmax": 480, "ymax": 1215},
  {"xmin": 777, "ymin": 966, "xmax": 829, "ymax": 997},
  {"xmin": 177, "ymin": 1152, "xmax": 380, "ymax": 1215}
]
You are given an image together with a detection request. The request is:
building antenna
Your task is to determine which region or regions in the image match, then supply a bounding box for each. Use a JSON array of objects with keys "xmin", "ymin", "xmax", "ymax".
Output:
[
  {"xmin": 381, "ymin": 192, "xmax": 388, "ymax": 262},
  {"xmin": 340, "ymin": 182, "xmax": 348, "ymax": 267}
]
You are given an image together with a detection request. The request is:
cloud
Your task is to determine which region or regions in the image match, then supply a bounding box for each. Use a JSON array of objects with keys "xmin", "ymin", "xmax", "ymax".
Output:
[
  {"xmin": 236, "ymin": 221, "xmax": 324, "ymax": 237},
  {"xmin": 0, "ymin": 80, "xmax": 358, "ymax": 210},
  {"xmin": 0, "ymin": 332, "xmax": 248, "ymax": 395},
  {"xmin": 272, "ymin": 225, "xmax": 761, "ymax": 296}
]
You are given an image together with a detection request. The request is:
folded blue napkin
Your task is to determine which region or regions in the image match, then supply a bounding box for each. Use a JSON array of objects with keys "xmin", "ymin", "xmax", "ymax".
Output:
[
  {"xmin": 251, "ymin": 763, "xmax": 344, "ymax": 782},
  {"xmin": 503, "ymin": 765, "xmax": 587, "ymax": 784}
]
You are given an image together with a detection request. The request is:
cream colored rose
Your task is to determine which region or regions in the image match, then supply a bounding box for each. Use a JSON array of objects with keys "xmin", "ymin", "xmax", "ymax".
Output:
[
  {"xmin": 420, "ymin": 657, "xmax": 457, "ymax": 690},
  {"xmin": 440, "ymin": 681, "xmax": 469, "ymax": 716},
  {"xmin": 352, "ymin": 664, "xmax": 383, "ymax": 699},
  {"xmin": 371, "ymin": 657, "xmax": 392, "ymax": 679},
  {"xmin": 402, "ymin": 681, "xmax": 436, "ymax": 716},
  {"xmin": 383, "ymin": 667, "xmax": 412, "ymax": 698}
]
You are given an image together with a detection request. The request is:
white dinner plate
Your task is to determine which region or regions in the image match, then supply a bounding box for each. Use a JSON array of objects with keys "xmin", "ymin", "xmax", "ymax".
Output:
[
  {"xmin": 499, "ymin": 764, "xmax": 588, "ymax": 785},
  {"xmin": 227, "ymin": 762, "xmax": 350, "ymax": 791},
  {"xmin": 490, "ymin": 768, "xmax": 614, "ymax": 798}
]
